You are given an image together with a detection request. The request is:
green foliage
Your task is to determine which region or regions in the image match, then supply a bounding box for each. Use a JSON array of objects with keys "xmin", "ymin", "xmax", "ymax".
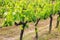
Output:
[
  {"xmin": 53, "ymin": 0, "xmax": 60, "ymax": 14},
  {"xmin": 0, "ymin": 0, "xmax": 60, "ymax": 28}
]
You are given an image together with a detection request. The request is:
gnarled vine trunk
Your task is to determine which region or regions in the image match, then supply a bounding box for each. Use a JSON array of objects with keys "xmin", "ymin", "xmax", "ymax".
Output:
[
  {"xmin": 20, "ymin": 22, "xmax": 27, "ymax": 40},
  {"xmin": 35, "ymin": 19, "xmax": 40, "ymax": 40},
  {"xmin": 56, "ymin": 11, "xmax": 60, "ymax": 28},
  {"xmin": 49, "ymin": 14, "xmax": 53, "ymax": 33},
  {"xmin": 14, "ymin": 21, "xmax": 27, "ymax": 40},
  {"xmin": 20, "ymin": 24, "xmax": 25, "ymax": 40}
]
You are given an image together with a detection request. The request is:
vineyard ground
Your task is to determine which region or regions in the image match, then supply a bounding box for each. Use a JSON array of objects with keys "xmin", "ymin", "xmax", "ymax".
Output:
[{"xmin": 0, "ymin": 15, "xmax": 60, "ymax": 40}]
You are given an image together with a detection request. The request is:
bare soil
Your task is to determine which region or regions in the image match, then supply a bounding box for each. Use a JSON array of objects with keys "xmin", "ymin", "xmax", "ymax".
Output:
[{"xmin": 0, "ymin": 15, "xmax": 60, "ymax": 40}]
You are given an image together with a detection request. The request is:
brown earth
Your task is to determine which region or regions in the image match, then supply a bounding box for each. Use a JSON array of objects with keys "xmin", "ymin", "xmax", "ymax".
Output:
[{"xmin": 0, "ymin": 15, "xmax": 60, "ymax": 40}]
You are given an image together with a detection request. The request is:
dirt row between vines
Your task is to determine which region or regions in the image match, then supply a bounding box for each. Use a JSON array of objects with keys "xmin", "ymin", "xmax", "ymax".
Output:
[{"xmin": 0, "ymin": 15, "xmax": 60, "ymax": 40}]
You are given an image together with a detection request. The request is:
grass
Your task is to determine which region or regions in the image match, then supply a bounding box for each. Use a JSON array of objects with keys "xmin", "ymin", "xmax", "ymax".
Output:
[
  {"xmin": 17, "ymin": 31, "xmax": 59, "ymax": 40},
  {"xmin": 39, "ymin": 32, "xmax": 58, "ymax": 40},
  {"xmin": 16, "ymin": 25, "xmax": 60, "ymax": 40},
  {"xmin": 39, "ymin": 25, "xmax": 60, "ymax": 40}
]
